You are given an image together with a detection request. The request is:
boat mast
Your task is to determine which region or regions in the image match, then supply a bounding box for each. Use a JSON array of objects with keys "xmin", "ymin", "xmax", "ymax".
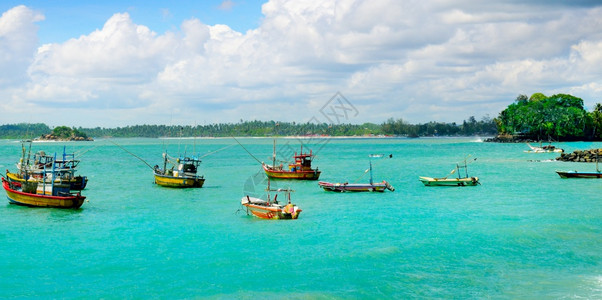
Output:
[
  {"xmin": 272, "ymin": 139, "xmax": 276, "ymax": 168},
  {"xmin": 51, "ymin": 153, "xmax": 56, "ymax": 193},
  {"xmin": 369, "ymin": 160, "xmax": 374, "ymax": 185},
  {"xmin": 25, "ymin": 141, "xmax": 32, "ymax": 173},
  {"xmin": 266, "ymin": 177, "xmax": 271, "ymax": 203}
]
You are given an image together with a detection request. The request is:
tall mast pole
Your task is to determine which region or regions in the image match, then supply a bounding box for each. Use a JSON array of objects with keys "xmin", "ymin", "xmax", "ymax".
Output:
[
  {"xmin": 272, "ymin": 139, "xmax": 276, "ymax": 168},
  {"xmin": 364, "ymin": 160, "xmax": 373, "ymax": 185}
]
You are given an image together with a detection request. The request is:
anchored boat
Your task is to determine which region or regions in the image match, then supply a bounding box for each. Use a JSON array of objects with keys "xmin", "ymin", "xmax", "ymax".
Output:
[
  {"xmin": 153, "ymin": 152, "xmax": 205, "ymax": 188},
  {"xmin": 2, "ymin": 178, "xmax": 85, "ymax": 208},
  {"xmin": 241, "ymin": 179, "xmax": 301, "ymax": 220},
  {"xmin": 319, "ymin": 154, "xmax": 394, "ymax": 192},
  {"xmin": 420, "ymin": 156, "xmax": 480, "ymax": 186},
  {"xmin": 2, "ymin": 151, "xmax": 86, "ymax": 208},
  {"xmin": 9, "ymin": 142, "xmax": 88, "ymax": 190},
  {"xmin": 525, "ymin": 142, "xmax": 563, "ymax": 153},
  {"xmin": 556, "ymin": 152, "xmax": 602, "ymax": 178},
  {"xmin": 262, "ymin": 139, "xmax": 321, "ymax": 180}
]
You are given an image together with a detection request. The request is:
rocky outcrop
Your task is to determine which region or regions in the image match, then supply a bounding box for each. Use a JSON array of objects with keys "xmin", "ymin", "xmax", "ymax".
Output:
[
  {"xmin": 556, "ymin": 149, "xmax": 601, "ymax": 162},
  {"xmin": 36, "ymin": 134, "xmax": 94, "ymax": 141},
  {"xmin": 484, "ymin": 134, "xmax": 537, "ymax": 143}
]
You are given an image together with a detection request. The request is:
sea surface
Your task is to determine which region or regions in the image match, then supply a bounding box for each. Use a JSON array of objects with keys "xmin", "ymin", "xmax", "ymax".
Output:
[{"xmin": 0, "ymin": 137, "xmax": 600, "ymax": 299}]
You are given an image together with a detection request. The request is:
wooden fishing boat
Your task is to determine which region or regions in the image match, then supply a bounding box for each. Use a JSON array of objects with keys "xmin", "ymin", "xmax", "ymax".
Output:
[
  {"xmin": 14, "ymin": 143, "xmax": 88, "ymax": 190},
  {"xmin": 262, "ymin": 140, "xmax": 320, "ymax": 180},
  {"xmin": 419, "ymin": 176, "xmax": 479, "ymax": 186},
  {"xmin": 241, "ymin": 179, "xmax": 301, "ymax": 220},
  {"xmin": 153, "ymin": 153, "xmax": 205, "ymax": 188},
  {"xmin": 556, "ymin": 171, "xmax": 602, "ymax": 178},
  {"xmin": 318, "ymin": 181, "xmax": 394, "ymax": 192},
  {"xmin": 420, "ymin": 156, "xmax": 480, "ymax": 186},
  {"xmin": 6, "ymin": 170, "xmax": 87, "ymax": 191},
  {"xmin": 524, "ymin": 142, "xmax": 563, "ymax": 153},
  {"xmin": 2, "ymin": 178, "xmax": 85, "ymax": 208},
  {"xmin": 318, "ymin": 156, "xmax": 394, "ymax": 192},
  {"xmin": 556, "ymin": 154, "xmax": 602, "ymax": 178}
]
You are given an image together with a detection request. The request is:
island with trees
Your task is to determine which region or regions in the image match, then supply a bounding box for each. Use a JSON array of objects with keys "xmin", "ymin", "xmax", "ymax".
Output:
[
  {"xmin": 0, "ymin": 118, "xmax": 497, "ymax": 139},
  {"xmin": 1, "ymin": 92, "xmax": 600, "ymax": 141},
  {"xmin": 491, "ymin": 93, "xmax": 602, "ymax": 142}
]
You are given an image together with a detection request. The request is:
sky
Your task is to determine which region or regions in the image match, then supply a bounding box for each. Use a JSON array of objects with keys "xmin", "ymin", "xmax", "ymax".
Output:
[{"xmin": 1, "ymin": 0, "xmax": 602, "ymax": 128}]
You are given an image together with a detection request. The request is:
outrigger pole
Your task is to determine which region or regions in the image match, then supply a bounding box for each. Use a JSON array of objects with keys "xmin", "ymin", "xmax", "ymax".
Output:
[
  {"xmin": 231, "ymin": 136, "xmax": 263, "ymax": 165},
  {"xmin": 108, "ymin": 140, "xmax": 155, "ymax": 170}
]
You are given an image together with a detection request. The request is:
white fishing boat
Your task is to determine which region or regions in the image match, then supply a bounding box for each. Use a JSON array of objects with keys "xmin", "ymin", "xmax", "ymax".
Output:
[
  {"xmin": 524, "ymin": 142, "xmax": 563, "ymax": 153},
  {"xmin": 419, "ymin": 156, "xmax": 480, "ymax": 186}
]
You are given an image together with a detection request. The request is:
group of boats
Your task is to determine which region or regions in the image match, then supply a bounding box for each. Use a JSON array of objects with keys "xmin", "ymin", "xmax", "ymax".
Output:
[
  {"xmin": 0, "ymin": 139, "xmax": 477, "ymax": 216},
  {"xmin": 2, "ymin": 141, "xmax": 88, "ymax": 209},
  {"xmin": 2, "ymin": 139, "xmax": 598, "ymax": 218}
]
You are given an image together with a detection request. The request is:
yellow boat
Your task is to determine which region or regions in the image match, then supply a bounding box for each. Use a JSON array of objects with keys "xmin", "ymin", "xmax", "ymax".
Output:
[
  {"xmin": 6, "ymin": 170, "xmax": 88, "ymax": 190},
  {"xmin": 2, "ymin": 177, "xmax": 85, "ymax": 209},
  {"xmin": 153, "ymin": 153, "xmax": 205, "ymax": 188}
]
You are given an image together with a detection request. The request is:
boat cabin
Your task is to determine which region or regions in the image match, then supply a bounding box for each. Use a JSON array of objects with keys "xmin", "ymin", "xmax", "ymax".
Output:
[{"xmin": 288, "ymin": 150, "xmax": 315, "ymax": 172}]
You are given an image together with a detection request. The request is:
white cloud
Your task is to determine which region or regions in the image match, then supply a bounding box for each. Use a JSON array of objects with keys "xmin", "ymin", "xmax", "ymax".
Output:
[
  {"xmin": 2, "ymin": 1, "xmax": 602, "ymax": 127},
  {"xmin": 0, "ymin": 5, "xmax": 43, "ymax": 87},
  {"xmin": 218, "ymin": 0, "xmax": 236, "ymax": 11}
]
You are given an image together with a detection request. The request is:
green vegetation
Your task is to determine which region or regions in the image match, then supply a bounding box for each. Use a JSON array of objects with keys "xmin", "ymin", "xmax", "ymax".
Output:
[
  {"xmin": 4, "ymin": 93, "xmax": 601, "ymax": 141},
  {"xmin": 0, "ymin": 117, "xmax": 496, "ymax": 139},
  {"xmin": 49, "ymin": 126, "xmax": 90, "ymax": 140},
  {"xmin": 381, "ymin": 116, "xmax": 497, "ymax": 137},
  {"xmin": 81, "ymin": 121, "xmax": 387, "ymax": 137},
  {"xmin": 78, "ymin": 118, "xmax": 495, "ymax": 138},
  {"xmin": 0, "ymin": 123, "xmax": 51, "ymax": 139},
  {"xmin": 495, "ymin": 93, "xmax": 602, "ymax": 141},
  {"xmin": 0, "ymin": 124, "xmax": 91, "ymax": 140}
]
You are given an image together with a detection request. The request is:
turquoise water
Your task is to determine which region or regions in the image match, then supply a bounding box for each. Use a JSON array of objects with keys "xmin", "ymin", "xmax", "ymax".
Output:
[{"xmin": 0, "ymin": 137, "xmax": 600, "ymax": 298}]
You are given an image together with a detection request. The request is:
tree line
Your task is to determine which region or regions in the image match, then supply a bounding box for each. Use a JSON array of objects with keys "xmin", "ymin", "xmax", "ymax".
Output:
[
  {"xmin": 6, "ymin": 92, "xmax": 598, "ymax": 141},
  {"xmin": 0, "ymin": 117, "xmax": 497, "ymax": 139}
]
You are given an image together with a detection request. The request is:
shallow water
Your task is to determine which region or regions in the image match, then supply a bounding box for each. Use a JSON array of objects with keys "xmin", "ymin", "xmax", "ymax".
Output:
[{"xmin": 0, "ymin": 137, "xmax": 600, "ymax": 298}]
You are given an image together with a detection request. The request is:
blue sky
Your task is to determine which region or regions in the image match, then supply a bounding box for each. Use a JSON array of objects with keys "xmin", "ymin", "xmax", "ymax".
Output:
[
  {"xmin": 2, "ymin": 1, "xmax": 602, "ymax": 128},
  {"xmin": 0, "ymin": 0, "xmax": 265, "ymax": 43}
]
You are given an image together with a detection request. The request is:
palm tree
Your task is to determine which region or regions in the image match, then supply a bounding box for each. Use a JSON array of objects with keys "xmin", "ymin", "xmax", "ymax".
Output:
[{"xmin": 592, "ymin": 103, "xmax": 602, "ymax": 139}]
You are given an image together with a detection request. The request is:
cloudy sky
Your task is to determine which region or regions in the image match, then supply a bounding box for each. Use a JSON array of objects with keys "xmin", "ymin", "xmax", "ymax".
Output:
[{"xmin": 1, "ymin": 0, "xmax": 602, "ymax": 128}]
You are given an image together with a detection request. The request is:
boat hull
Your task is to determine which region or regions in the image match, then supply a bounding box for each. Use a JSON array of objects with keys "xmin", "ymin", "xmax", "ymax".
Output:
[
  {"xmin": 6, "ymin": 171, "xmax": 87, "ymax": 190},
  {"xmin": 419, "ymin": 176, "xmax": 480, "ymax": 186},
  {"xmin": 263, "ymin": 165, "xmax": 320, "ymax": 180},
  {"xmin": 241, "ymin": 197, "xmax": 301, "ymax": 219},
  {"xmin": 318, "ymin": 181, "xmax": 393, "ymax": 192},
  {"xmin": 556, "ymin": 171, "xmax": 602, "ymax": 178},
  {"xmin": 154, "ymin": 173, "xmax": 205, "ymax": 188},
  {"xmin": 2, "ymin": 179, "xmax": 85, "ymax": 208}
]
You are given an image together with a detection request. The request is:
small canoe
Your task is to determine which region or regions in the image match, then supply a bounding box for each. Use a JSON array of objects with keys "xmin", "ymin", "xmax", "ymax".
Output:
[
  {"xmin": 419, "ymin": 176, "xmax": 480, "ymax": 186},
  {"xmin": 556, "ymin": 171, "xmax": 602, "ymax": 178},
  {"xmin": 318, "ymin": 181, "xmax": 394, "ymax": 192}
]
